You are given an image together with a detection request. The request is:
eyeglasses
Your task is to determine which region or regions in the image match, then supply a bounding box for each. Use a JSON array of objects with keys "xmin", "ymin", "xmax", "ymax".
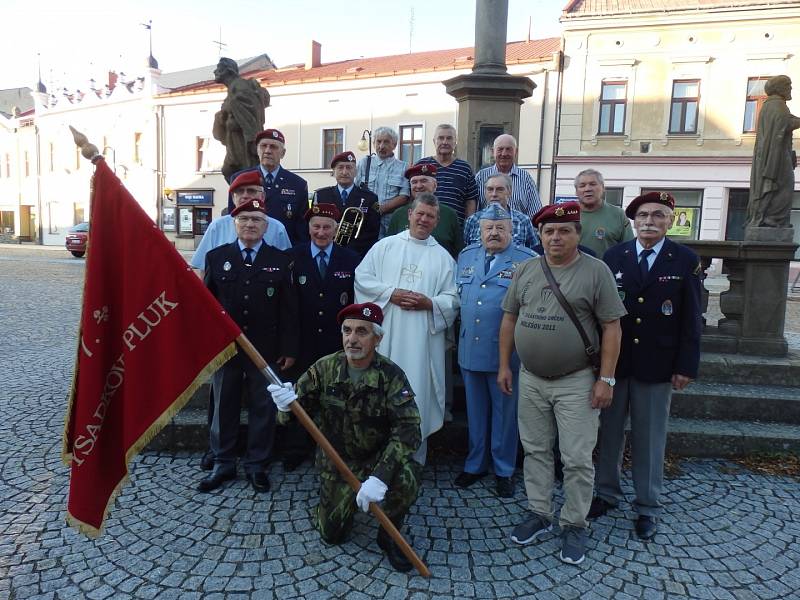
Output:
[
  {"xmin": 232, "ymin": 186, "xmax": 264, "ymax": 196},
  {"xmin": 235, "ymin": 216, "xmax": 267, "ymax": 224},
  {"xmin": 635, "ymin": 211, "xmax": 669, "ymax": 220}
]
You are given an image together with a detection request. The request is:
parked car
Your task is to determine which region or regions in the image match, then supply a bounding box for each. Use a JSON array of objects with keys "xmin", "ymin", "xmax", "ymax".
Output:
[{"xmin": 65, "ymin": 222, "xmax": 89, "ymax": 257}]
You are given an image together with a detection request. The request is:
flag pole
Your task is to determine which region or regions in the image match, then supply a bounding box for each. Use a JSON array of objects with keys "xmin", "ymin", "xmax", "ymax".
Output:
[{"xmin": 235, "ymin": 334, "xmax": 431, "ymax": 578}]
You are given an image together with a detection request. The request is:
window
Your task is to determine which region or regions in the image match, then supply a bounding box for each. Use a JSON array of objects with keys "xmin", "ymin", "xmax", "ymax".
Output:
[
  {"xmin": 605, "ymin": 188, "xmax": 624, "ymax": 207},
  {"xmin": 669, "ymin": 80, "xmax": 700, "ymax": 134},
  {"xmin": 598, "ymin": 81, "xmax": 627, "ymax": 135},
  {"xmin": 195, "ymin": 136, "xmax": 224, "ymax": 172},
  {"xmin": 399, "ymin": 125, "xmax": 423, "ymax": 166},
  {"xmin": 133, "ymin": 132, "xmax": 142, "ymax": 165},
  {"xmin": 743, "ymin": 77, "xmax": 769, "ymax": 133},
  {"xmin": 74, "ymin": 203, "xmax": 85, "ymax": 225},
  {"xmin": 323, "ymin": 128, "xmax": 344, "ymax": 167},
  {"xmin": 641, "ymin": 188, "xmax": 703, "ymax": 239}
]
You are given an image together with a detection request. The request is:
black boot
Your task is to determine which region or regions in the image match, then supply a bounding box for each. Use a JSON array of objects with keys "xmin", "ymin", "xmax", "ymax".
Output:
[{"xmin": 377, "ymin": 526, "xmax": 413, "ymax": 572}]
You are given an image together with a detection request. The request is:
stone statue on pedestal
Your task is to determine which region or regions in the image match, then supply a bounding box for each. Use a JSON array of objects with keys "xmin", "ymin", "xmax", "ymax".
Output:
[
  {"xmin": 746, "ymin": 75, "xmax": 800, "ymax": 230},
  {"xmin": 212, "ymin": 58, "xmax": 270, "ymax": 181}
]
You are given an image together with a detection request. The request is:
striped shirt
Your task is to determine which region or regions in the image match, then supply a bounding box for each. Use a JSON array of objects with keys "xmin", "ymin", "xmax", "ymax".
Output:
[
  {"xmin": 462, "ymin": 206, "xmax": 539, "ymax": 249},
  {"xmin": 417, "ymin": 157, "xmax": 478, "ymax": 225},
  {"xmin": 475, "ymin": 164, "xmax": 542, "ymax": 218}
]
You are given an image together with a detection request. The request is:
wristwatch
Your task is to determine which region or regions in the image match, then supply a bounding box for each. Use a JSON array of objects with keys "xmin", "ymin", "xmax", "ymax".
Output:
[{"xmin": 600, "ymin": 376, "xmax": 616, "ymax": 387}]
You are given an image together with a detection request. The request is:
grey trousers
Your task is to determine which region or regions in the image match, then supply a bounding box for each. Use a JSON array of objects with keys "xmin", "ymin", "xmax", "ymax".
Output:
[
  {"xmin": 595, "ymin": 377, "xmax": 672, "ymax": 517},
  {"xmin": 210, "ymin": 352, "xmax": 275, "ymax": 475}
]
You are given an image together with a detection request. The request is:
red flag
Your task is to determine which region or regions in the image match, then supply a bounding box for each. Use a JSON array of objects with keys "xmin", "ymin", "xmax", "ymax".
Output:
[{"xmin": 62, "ymin": 158, "xmax": 241, "ymax": 537}]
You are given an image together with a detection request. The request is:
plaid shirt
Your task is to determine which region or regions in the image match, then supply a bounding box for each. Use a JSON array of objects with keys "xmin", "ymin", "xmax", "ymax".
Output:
[
  {"xmin": 462, "ymin": 206, "xmax": 539, "ymax": 249},
  {"xmin": 475, "ymin": 164, "xmax": 542, "ymax": 218},
  {"xmin": 356, "ymin": 154, "xmax": 411, "ymax": 236}
]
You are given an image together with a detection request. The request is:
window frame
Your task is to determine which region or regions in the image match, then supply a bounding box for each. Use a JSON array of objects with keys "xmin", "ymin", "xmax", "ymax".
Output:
[
  {"xmin": 322, "ymin": 127, "xmax": 345, "ymax": 168},
  {"xmin": 743, "ymin": 76, "xmax": 770, "ymax": 134},
  {"xmin": 398, "ymin": 124, "xmax": 424, "ymax": 167},
  {"xmin": 668, "ymin": 79, "xmax": 701, "ymax": 135},
  {"xmin": 597, "ymin": 81, "xmax": 628, "ymax": 136}
]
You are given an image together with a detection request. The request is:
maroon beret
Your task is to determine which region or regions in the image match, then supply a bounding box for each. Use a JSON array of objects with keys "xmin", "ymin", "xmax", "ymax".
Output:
[
  {"xmin": 330, "ymin": 151, "xmax": 356, "ymax": 169},
  {"xmin": 231, "ymin": 198, "xmax": 267, "ymax": 217},
  {"xmin": 532, "ymin": 201, "xmax": 581, "ymax": 228},
  {"xmin": 337, "ymin": 302, "xmax": 384, "ymax": 326},
  {"xmin": 255, "ymin": 129, "xmax": 285, "ymax": 144},
  {"xmin": 625, "ymin": 191, "xmax": 676, "ymax": 219},
  {"xmin": 229, "ymin": 170, "xmax": 263, "ymax": 193},
  {"xmin": 304, "ymin": 203, "xmax": 341, "ymax": 222},
  {"xmin": 405, "ymin": 163, "xmax": 437, "ymax": 179}
]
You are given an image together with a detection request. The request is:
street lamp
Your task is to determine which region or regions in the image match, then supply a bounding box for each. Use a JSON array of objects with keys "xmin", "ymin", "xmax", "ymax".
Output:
[{"xmin": 357, "ymin": 129, "xmax": 374, "ymax": 189}]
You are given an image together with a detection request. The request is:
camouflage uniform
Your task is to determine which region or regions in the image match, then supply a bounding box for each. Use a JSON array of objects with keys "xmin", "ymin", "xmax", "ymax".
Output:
[{"xmin": 295, "ymin": 351, "xmax": 422, "ymax": 544}]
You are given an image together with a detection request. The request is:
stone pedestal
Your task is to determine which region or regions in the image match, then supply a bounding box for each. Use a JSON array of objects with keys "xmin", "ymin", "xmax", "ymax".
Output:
[
  {"xmin": 685, "ymin": 240, "xmax": 798, "ymax": 356},
  {"xmin": 745, "ymin": 226, "xmax": 795, "ymax": 242},
  {"xmin": 444, "ymin": 0, "xmax": 535, "ymax": 168}
]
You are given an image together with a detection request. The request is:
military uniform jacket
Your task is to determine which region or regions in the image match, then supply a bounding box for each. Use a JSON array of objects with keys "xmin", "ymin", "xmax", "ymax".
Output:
[
  {"xmin": 204, "ymin": 242, "xmax": 299, "ymax": 363},
  {"xmin": 603, "ymin": 238, "xmax": 702, "ymax": 382},
  {"xmin": 295, "ymin": 352, "xmax": 421, "ymax": 483},
  {"xmin": 228, "ymin": 166, "xmax": 310, "ymax": 245},
  {"xmin": 314, "ymin": 185, "xmax": 380, "ymax": 259},
  {"xmin": 289, "ymin": 243, "xmax": 361, "ymax": 374},
  {"xmin": 457, "ymin": 243, "xmax": 535, "ymax": 372}
]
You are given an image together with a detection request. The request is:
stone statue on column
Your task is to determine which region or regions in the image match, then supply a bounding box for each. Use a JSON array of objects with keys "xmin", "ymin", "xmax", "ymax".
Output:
[
  {"xmin": 746, "ymin": 75, "xmax": 800, "ymax": 233},
  {"xmin": 212, "ymin": 57, "xmax": 270, "ymax": 181}
]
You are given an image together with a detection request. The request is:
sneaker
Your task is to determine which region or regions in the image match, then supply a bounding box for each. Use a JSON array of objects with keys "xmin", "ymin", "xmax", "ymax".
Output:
[
  {"xmin": 559, "ymin": 526, "xmax": 587, "ymax": 565},
  {"xmin": 510, "ymin": 514, "xmax": 552, "ymax": 545}
]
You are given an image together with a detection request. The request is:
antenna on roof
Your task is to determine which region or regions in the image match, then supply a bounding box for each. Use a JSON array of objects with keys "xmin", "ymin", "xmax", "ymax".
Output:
[
  {"xmin": 527, "ymin": 16, "xmax": 532, "ymax": 43},
  {"xmin": 408, "ymin": 7, "xmax": 415, "ymax": 53},
  {"xmin": 212, "ymin": 27, "xmax": 228, "ymax": 57}
]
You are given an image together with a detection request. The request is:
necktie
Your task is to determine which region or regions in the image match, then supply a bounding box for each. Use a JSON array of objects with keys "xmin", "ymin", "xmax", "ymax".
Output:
[
  {"xmin": 265, "ymin": 173, "xmax": 274, "ymax": 188},
  {"xmin": 341, "ymin": 189, "xmax": 348, "ymax": 205},
  {"xmin": 244, "ymin": 248, "xmax": 254, "ymax": 266},
  {"xmin": 639, "ymin": 248, "xmax": 654, "ymax": 279},
  {"xmin": 317, "ymin": 252, "xmax": 327, "ymax": 278},
  {"xmin": 484, "ymin": 254, "xmax": 493, "ymax": 275}
]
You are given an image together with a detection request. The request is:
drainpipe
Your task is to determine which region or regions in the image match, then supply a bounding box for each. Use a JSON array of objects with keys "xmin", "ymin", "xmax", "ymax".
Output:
[
  {"xmin": 535, "ymin": 68, "xmax": 549, "ymax": 195},
  {"xmin": 550, "ymin": 49, "xmax": 565, "ymax": 204}
]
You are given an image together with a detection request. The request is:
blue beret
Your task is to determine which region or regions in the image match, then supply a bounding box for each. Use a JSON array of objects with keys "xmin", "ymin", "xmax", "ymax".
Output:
[{"xmin": 479, "ymin": 202, "xmax": 511, "ymax": 222}]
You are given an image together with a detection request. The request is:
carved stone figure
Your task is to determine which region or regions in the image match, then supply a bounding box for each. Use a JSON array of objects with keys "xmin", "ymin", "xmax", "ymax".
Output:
[
  {"xmin": 212, "ymin": 58, "xmax": 270, "ymax": 181},
  {"xmin": 747, "ymin": 75, "xmax": 800, "ymax": 228}
]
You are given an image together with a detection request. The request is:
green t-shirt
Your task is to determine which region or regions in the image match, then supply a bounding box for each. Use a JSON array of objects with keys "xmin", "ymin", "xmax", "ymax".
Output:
[
  {"xmin": 579, "ymin": 202, "xmax": 634, "ymax": 258},
  {"xmin": 386, "ymin": 203, "xmax": 463, "ymax": 259},
  {"xmin": 502, "ymin": 254, "xmax": 627, "ymax": 378}
]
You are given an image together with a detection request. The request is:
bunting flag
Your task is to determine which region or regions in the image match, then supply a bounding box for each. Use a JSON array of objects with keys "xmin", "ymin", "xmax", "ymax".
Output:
[{"xmin": 62, "ymin": 157, "xmax": 241, "ymax": 537}]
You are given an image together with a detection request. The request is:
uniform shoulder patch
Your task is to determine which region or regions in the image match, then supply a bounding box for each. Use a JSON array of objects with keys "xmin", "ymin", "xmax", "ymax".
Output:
[
  {"xmin": 693, "ymin": 261, "xmax": 703, "ymax": 276},
  {"xmin": 372, "ymin": 201, "xmax": 381, "ymax": 213}
]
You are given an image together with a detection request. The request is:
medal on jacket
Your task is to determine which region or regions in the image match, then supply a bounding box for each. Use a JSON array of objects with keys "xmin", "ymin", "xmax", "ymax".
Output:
[
  {"xmin": 267, "ymin": 287, "xmax": 275, "ymax": 297},
  {"xmin": 340, "ymin": 292, "xmax": 348, "ymax": 306},
  {"xmin": 662, "ymin": 299, "xmax": 673, "ymax": 316},
  {"xmin": 298, "ymin": 275, "xmax": 307, "ymax": 285},
  {"xmin": 285, "ymin": 203, "xmax": 293, "ymax": 219},
  {"xmin": 223, "ymin": 261, "xmax": 231, "ymax": 271}
]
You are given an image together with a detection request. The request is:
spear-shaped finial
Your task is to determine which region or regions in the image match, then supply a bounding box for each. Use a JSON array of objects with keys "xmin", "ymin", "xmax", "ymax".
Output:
[{"xmin": 69, "ymin": 126, "xmax": 101, "ymax": 162}]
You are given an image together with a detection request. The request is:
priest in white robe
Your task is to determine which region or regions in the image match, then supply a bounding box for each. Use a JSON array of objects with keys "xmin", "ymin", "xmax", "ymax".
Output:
[{"xmin": 355, "ymin": 192, "xmax": 460, "ymax": 464}]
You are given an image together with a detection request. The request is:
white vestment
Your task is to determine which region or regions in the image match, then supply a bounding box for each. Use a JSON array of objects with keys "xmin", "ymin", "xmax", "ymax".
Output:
[{"xmin": 355, "ymin": 230, "xmax": 459, "ymax": 440}]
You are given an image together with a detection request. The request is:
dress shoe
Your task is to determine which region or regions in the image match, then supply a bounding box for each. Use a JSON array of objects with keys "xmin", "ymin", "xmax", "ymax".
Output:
[
  {"xmin": 454, "ymin": 471, "xmax": 487, "ymax": 488},
  {"xmin": 197, "ymin": 468, "xmax": 235, "ymax": 492},
  {"xmin": 246, "ymin": 471, "xmax": 271, "ymax": 493},
  {"xmin": 587, "ymin": 496, "xmax": 615, "ymax": 519},
  {"xmin": 377, "ymin": 527, "xmax": 413, "ymax": 572},
  {"xmin": 200, "ymin": 451, "xmax": 214, "ymax": 471},
  {"xmin": 495, "ymin": 476, "xmax": 514, "ymax": 498},
  {"xmin": 283, "ymin": 455, "xmax": 306, "ymax": 472},
  {"xmin": 635, "ymin": 515, "xmax": 658, "ymax": 540}
]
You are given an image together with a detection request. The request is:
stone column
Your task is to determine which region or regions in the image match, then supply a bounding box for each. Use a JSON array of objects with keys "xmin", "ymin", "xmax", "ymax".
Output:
[{"xmin": 444, "ymin": 0, "xmax": 535, "ymax": 169}]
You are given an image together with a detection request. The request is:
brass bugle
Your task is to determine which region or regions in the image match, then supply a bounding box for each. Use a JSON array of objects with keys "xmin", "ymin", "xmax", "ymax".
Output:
[{"xmin": 334, "ymin": 206, "xmax": 364, "ymax": 245}]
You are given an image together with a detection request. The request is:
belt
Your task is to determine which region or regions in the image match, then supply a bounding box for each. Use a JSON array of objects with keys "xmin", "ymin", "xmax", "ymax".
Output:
[{"xmin": 533, "ymin": 364, "xmax": 592, "ymax": 381}]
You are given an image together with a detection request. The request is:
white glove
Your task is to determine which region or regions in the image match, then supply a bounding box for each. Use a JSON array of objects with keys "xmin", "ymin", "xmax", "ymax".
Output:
[
  {"xmin": 268, "ymin": 382, "xmax": 297, "ymax": 412},
  {"xmin": 355, "ymin": 476, "xmax": 388, "ymax": 513}
]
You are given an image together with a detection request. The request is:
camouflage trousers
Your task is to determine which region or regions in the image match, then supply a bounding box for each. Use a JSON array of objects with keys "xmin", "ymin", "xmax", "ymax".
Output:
[{"xmin": 315, "ymin": 460, "xmax": 422, "ymax": 544}]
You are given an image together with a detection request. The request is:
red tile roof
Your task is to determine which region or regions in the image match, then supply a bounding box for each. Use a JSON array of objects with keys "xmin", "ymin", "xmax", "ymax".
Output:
[
  {"xmin": 161, "ymin": 38, "xmax": 560, "ymax": 97},
  {"xmin": 562, "ymin": 0, "xmax": 799, "ymax": 17}
]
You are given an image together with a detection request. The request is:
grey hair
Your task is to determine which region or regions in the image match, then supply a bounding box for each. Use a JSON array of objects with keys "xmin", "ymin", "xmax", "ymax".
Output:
[
  {"xmin": 493, "ymin": 133, "xmax": 518, "ymax": 148},
  {"xmin": 486, "ymin": 173, "xmax": 513, "ymax": 193},
  {"xmin": 574, "ymin": 168, "xmax": 605, "ymax": 189},
  {"xmin": 409, "ymin": 192, "xmax": 439, "ymax": 212},
  {"xmin": 435, "ymin": 124, "xmax": 457, "ymax": 137},
  {"xmin": 373, "ymin": 126, "xmax": 398, "ymax": 144}
]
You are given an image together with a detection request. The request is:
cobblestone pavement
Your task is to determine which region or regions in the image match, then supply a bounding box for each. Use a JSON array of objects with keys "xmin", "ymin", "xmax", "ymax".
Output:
[{"xmin": 2, "ymin": 246, "xmax": 800, "ymax": 600}]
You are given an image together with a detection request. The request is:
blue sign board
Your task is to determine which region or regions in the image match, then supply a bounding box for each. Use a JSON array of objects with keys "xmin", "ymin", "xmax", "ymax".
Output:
[{"xmin": 177, "ymin": 190, "xmax": 214, "ymax": 205}]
